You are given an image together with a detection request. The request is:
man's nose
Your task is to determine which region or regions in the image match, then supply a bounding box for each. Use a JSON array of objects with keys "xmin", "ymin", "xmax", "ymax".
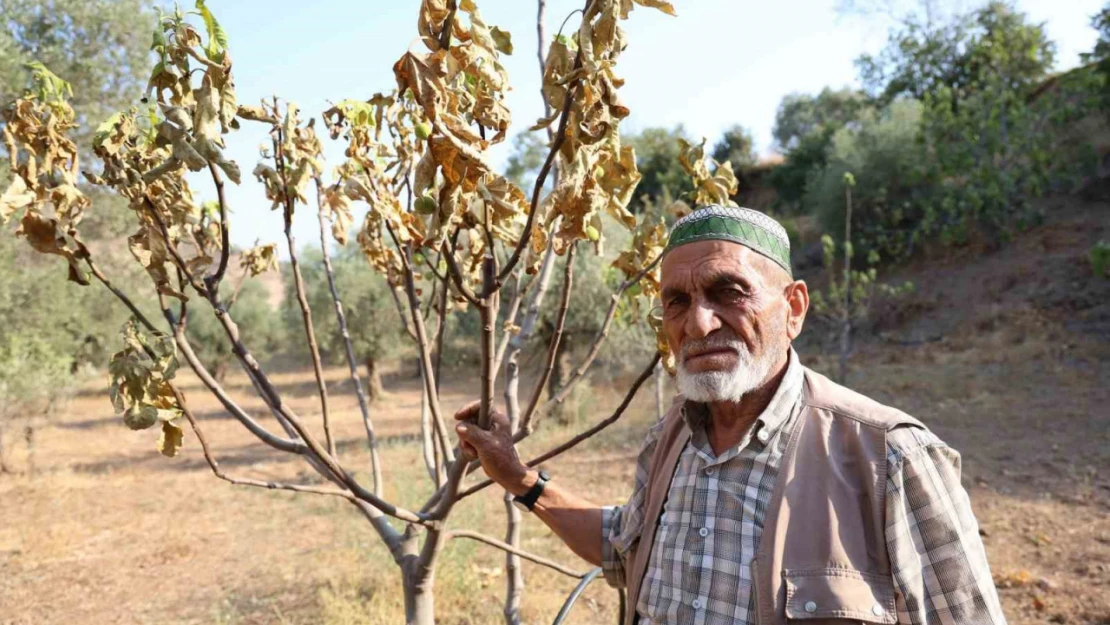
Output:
[{"xmin": 684, "ymin": 298, "xmax": 721, "ymax": 340}]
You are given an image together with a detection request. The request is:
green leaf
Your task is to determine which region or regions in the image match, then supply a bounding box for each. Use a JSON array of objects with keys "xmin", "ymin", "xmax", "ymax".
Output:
[
  {"xmin": 23, "ymin": 61, "xmax": 73, "ymax": 103},
  {"xmin": 490, "ymin": 26, "xmax": 513, "ymax": 55},
  {"xmin": 195, "ymin": 0, "xmax": 229, "ymax": 59}
]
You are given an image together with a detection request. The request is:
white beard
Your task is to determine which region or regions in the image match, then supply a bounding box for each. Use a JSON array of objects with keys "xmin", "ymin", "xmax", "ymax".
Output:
[{"xmin": 675, "ymin": 331, "xmax": 781, "ymax": 403}]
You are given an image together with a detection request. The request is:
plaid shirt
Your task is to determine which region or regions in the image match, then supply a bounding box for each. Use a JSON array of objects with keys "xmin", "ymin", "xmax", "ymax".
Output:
[{"xmin": 601, "ymin": 352, "xmax": 1006, "ymax": 625}]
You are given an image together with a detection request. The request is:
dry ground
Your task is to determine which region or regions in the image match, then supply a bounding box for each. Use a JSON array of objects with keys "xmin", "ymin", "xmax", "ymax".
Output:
[{"xmin": 1, "ymin": 199, "xmax": 1108, "ymax": 625}]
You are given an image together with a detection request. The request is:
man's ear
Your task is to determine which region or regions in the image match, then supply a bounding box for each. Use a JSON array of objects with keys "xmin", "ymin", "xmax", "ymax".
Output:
[{"xmin": 784, "ymin": 280, "xmax": 809, "ymax": 340}]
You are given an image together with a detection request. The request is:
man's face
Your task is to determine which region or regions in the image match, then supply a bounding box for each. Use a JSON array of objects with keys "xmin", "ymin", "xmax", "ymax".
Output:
[{"xmin": 659, "ymin": 240, "xmax": 807, "ymax": 402}]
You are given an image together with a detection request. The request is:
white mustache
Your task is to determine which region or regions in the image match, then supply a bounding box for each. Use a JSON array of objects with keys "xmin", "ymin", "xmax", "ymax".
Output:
[{"xmin": 680, "ymin": 333, "xmax": 748, "ymax": 362}]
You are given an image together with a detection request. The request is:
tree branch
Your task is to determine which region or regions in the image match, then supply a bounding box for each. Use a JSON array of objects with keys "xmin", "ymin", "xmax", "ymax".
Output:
[
  {"xmin": 83, "ymin": 256, "xmax": 159, "ymax": 334},
  {"xmin": 518, "ymin": 243, "xmax": 576, "ymax": 435},
  {"xmin": 204, "ymin": 162, "xmax": 232, "ymax": 293},
  {"xmin": 178, "ymin": 387, "xmax": 357, "ymax": 503},
  {"xmin": 174, "ymin": 383, "xmax": 404, "ymax": 557},
  {"xmin": 496, "ymin": 40, "xmax": 585, "ymax": 285},
  {"xmin": 386, "ymin": 224, "xmax": 454, "ymax": 466},
  {"xmin": 441, "ymin": 241, "xmax": 480, "ymax": 305},
  {"xmin": 314, "ymin": 178, "xmax": 382, "ymax": 494},
  {"xmin": 533, "ymin": 254, "xmax": 661, "ymax": 422},
  {"xmin": 272, "ymin": 131, "xmax": 335, "ymax": 458},
  {"xmin": 447, "ymin": 530, "xmax": 587, "ymax": 579},
  {"xmin": 459, "ymin": 353, "xmax": 659, "ymax": 500}
]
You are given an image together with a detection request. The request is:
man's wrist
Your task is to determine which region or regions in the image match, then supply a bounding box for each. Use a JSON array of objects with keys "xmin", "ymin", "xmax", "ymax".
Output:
[{"xmin": 508, "ymin": 469, "xmax": 539, "ymax": 497}]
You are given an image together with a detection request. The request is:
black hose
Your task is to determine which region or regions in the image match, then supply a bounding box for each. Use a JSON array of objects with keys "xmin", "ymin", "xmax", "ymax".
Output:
[{"xmin": 551, "ymin": 567, "xmax": 603, "ymax": 625}]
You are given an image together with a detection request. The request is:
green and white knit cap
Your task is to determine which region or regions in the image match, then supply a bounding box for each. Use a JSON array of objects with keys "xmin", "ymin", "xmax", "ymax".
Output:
[{"xmin": 664, "ymin": 205, "xmax": 792, "ymax": 277}]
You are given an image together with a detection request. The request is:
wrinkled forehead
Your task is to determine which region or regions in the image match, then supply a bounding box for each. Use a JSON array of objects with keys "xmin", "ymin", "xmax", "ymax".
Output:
[{"xmin": 660, "ymin": 240, "xmax": 770, "ymax": 288}]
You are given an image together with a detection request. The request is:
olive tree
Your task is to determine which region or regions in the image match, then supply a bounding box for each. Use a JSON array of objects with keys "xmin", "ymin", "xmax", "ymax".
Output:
[{"xmin": 0, "ymin": 1, "xmax": 682, "ymax": 623}]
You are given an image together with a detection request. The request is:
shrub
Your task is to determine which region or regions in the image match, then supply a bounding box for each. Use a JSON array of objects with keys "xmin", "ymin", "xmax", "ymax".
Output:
[{"xmin": 805, "ymin": 100, "xmax": 929, "ymax": 259}]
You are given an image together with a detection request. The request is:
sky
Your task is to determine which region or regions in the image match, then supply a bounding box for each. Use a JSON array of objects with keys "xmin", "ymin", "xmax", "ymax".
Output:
[{"xmin": 193, "ymin": 0, "xmax": 1106, "ymax": 255}]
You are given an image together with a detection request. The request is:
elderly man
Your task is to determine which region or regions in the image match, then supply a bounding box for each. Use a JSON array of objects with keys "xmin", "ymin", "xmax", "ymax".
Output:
[{"xmin": 455, "ymin": 205, "xmax": 1006, "ymax": 625}]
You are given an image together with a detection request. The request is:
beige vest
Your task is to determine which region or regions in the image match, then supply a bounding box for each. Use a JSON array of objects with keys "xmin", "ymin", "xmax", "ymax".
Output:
[{"xmin": 624, "ymin": 368, "xmax": 925, "ymax": 625}]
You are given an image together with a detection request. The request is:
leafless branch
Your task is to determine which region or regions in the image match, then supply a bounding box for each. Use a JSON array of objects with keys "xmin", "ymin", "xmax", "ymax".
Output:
[
  {"xmin": 178, "ymin": 387, "xmax": 358, "ymax": 503},
  {"xmin": 478, "ymin": 255, "xmax": 498, "ymax": 431},
  {"xmin": 447, "ymin": 530, "xmax": 588, "ymax": 579},
  {"xmin": 82, "ymin": 256, "xmax": 159, "ymax": 334},
  {"xmin": 518, "ymin": 243, "xmax": 576, "ymax": 435},
  {"xmin": 459, "ymin": 353, "xmax": 660, "ymax": 500},
  {"xmin": 315, "ymin": 178, "xmax": 382, "ymax": 494},
  {"xmin": 386, "ymin": 223, "xmax": 455, "ymax": 466},
  {"xmin": 272, "ymin": 130, "xmax": 335, "ymax": 458},
  {"xmin": 174, "ymin": 383, "xmax": 404, "ymax": 558},
  {"xmin": 204, "ymin": 163, "xmax": 232, "ymax": 293},
  {"xmin": 441, "ymin": 241, "xmax": 480, "ymax": 305},
  {"xmin": 533, "ymin": 254, "xmax": 661, "ymax": 423}
]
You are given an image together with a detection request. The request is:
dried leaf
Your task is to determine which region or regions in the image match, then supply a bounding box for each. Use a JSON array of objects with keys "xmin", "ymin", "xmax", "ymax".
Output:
[
  {"xmin": 158, "ymin": 420, "xmax": 185, "ymax": 457},
  {"xmin": 239, "ymin": 242, "xmax": 278, "ymax": 276},
  {"xmin": 490, "ymin": 26, "xmax": 513, "ymax": 55}
]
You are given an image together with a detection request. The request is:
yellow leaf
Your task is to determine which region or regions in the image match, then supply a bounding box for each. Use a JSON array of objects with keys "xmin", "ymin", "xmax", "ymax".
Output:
[{"xmin": 159, "ymin": 420, "xmax": 184, "ymax": 458}]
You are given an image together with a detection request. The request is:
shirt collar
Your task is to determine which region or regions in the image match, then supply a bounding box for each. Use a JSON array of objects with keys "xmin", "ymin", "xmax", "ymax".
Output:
[{"xmin": 682, "ymin": 347, "xmax": 805, "ymax": 450}]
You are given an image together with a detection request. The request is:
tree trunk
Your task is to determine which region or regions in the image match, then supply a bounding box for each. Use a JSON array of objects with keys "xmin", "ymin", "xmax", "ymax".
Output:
[
  {"xmin": 365, "ymin": 355, "xmax": 385, "ymax": 401},
  {"xmin": 399, "ymin": 532, "xmax": 437, "ymax": 625},
  {"xmin": 403, "ymin": 573, "xmax": 436, "ymax": 625}
]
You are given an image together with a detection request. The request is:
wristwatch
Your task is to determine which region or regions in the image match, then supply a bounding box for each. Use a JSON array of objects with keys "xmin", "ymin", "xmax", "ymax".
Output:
[{"xmin": 512, "ymin": 470, "xmax": 550, "ymax": 512}]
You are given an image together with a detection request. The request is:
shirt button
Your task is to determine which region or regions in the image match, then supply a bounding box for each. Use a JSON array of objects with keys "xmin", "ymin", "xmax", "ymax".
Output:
[
  {"xmin": 804, "ymin": 601, "xmax": 817, "ymax": 613},
  {"xmin": 698, "ymin": 527, "xmax": 709, "ymax": 538},
  {"xmin": 757, "ymin": 428, "xmax": 769, "ymax": 443},
  {"xmin": 692, "ymin": 599, "xmax": 703, "ymax": 610},
  {"xmin": 872, "ymin": 604, "xmax": 884, "ymax": 617},
  {"xmin": 705, "ymin": 467, "xmax": 716, "ymax": 476}
]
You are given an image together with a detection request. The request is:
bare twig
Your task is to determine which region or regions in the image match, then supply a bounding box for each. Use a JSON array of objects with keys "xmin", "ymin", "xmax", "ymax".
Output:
[
  {"xmin": 272, "ymin": 130, "xmax": 335, "ymax": 458},
  {"xmin": 169, "ymin": 312, "xmax": 306, "ymax": 454},
  {"xmin": 315, "ymin": 178, "xmax": 382, "ymax": 494},
  {"xmin": 518, "ymin": 243, "xmax": 576, "ymax": 434},
  {"xmin": 204, "ymin": 163, "xmax": 232, "ymax": 293},
  {"xmin": 177, "ymin": 387, "xmax": 358, "ymax": 503},
  {"xmin": 441, "ymin": 241, "xmax": 479, "ymax": 305},
  {"xmin": 174, "ymin": 383, "xmax": 404, "ymax": 558},
  {"xmin": 459, "ymin": 353, "xmax": 659, "ymax": 500},
  {"xmin": 83, "ymin": 256, "xmax": 159, "ymax": 334},
  {"xmin": 447, "ymin": 530, "xmax": 587, "ymax": 579},
  {"xmin": 532, "ymin": 254, "xmax": 661, "ymax": 423},
  {"xmin": 387, "ymin": 224, "xmax": 454, "ymax": 465},
  {"xmin": 388, "ymin": 284, "xmax": 418, "ymax": 340}
]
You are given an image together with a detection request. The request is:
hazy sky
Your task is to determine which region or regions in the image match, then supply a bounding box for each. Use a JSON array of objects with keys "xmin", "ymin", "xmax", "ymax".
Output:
[{"xmin": 194, "ymin": 0, "xmax": 1105, "ymax": 254}]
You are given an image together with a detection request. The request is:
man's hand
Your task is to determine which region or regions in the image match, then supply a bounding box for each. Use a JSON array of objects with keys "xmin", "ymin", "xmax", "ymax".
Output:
[{"xmin": 454, "ymin": 401, "xmax": 532, "ymax": 496}]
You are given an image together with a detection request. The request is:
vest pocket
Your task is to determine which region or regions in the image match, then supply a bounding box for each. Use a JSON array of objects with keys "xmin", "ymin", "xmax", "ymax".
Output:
[{"xmin": 783, "ymin": 568, "xmax": 896, "ymax": 624}]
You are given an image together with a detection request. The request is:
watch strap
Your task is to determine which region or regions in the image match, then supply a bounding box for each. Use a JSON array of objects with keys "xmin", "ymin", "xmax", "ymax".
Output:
[{"xmin": 513, "ymin": 471, "xmax": 549, "ymax": 511}]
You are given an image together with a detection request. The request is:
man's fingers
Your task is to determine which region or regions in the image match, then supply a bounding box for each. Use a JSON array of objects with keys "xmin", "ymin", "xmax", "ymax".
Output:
[
  {"xmin": 453, "ymin": 400, "xmax": 481, "ymax": 422},
  {"xmin": 458, "ymin": 439, "xmax": 477, "ymax": 459}
]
